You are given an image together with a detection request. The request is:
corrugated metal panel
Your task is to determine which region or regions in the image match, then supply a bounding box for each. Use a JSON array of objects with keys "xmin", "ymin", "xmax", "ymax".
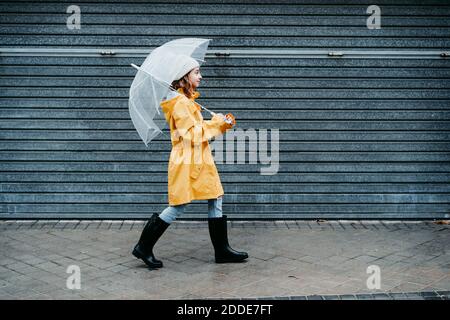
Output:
[{"xmin": 1, "ymin": 0, "xmax": 449, "ymax": 219}]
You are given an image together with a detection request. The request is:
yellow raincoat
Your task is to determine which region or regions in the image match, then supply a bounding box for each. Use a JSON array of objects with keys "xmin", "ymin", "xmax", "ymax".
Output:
[{"xmin": 160, "ymin": 88, "xmax": 233, "ymax": 205}]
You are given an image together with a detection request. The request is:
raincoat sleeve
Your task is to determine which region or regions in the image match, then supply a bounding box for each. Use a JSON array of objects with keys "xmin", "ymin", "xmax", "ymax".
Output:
[{"xmin": 172, "ymin": 99, "xmax": 233, "ymax": 145}]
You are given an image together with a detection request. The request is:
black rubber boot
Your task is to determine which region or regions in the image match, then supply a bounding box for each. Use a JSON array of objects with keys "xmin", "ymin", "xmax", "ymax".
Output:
[
  {"xmin": 208, "ymin": 215, "xmax": 248, "ymax": 263},
  {"xmin": 132, "ymin": 213, "xmax": 170, "ymax": 268}
]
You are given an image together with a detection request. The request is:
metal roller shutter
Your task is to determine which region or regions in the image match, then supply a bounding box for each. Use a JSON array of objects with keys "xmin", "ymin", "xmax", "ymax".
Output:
[{"xmin": 1, "ymin": 0, "xmax": 449, "ymax": 219}]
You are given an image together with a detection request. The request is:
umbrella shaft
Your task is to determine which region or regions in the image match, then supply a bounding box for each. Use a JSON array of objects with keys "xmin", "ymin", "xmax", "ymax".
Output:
[{"xmin": 167, "ymin": 87, "xmax": 215, "ymax": 116}]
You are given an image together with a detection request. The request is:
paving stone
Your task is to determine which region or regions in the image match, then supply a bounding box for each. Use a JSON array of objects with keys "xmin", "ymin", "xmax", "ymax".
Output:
[
  {"xmin": 388, "ymin": 292, "xmax": 407, "ymax": 299},
  {"xmin": 404, "ymin": 292, "xmax": 425, "ymax": 300},
  {"xmin": 373, "ymin": 293, "xmax": 392, "ymax": 300},
  {"xmin": 306, "ymin": 294, "xmax": 324, "ymax": 300},
  {"xmin": 289, "ymin": 296, "xmax": 307, "ymax": 300},
  {"xmin": 420, "ymin": 291, "xmax": 439, "ymax": 297},
  {"xmin": 105, "ymin": 264, "xmax": 130, "ymax": 273},
  {"xmin": 323, "ymin": 295, "xmax": 340, "ymax": 300}
]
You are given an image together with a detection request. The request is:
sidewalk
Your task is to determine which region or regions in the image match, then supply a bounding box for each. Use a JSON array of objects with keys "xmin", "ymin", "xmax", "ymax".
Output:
[{"xmin": 0, "ymin": 219, "xmax": 449, "ymax": 300}]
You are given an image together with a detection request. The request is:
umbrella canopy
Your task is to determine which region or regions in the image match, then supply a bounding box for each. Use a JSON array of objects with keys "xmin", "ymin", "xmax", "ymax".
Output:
[{"xmin": 128, "ymin": 38, "xmax": 212, "ymax": 146}]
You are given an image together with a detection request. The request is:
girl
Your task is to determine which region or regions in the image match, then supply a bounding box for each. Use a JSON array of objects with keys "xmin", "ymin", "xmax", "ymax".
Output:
[{"xmin": 132, "ymin": 55, "xmax": 248, "ymax": 269}]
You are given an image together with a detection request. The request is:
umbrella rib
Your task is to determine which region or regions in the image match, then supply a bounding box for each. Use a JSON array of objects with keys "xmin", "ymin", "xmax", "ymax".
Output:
[
  {"xmin": 130, "ymin": 99, "xmax": 171, "ymax": 143},
  {"xmin": 149, "ymin": 77, "xmax": 161, "ymax": 116},
  {"xmin": 129, "ymin": 74, "xmax": 151, "ymax": 96},
  {"xmin": 131, "ymin": 64, "xmax": 173, "ymax": 87}
]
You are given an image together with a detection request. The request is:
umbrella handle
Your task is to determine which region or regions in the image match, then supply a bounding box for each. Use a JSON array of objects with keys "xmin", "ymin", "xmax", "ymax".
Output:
[{"xmin": 194, "ymin": 100, "xmax": 235, "ymax": 125}]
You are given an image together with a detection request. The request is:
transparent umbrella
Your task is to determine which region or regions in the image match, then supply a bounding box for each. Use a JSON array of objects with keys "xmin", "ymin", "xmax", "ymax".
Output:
[{"xmin": 128, "ymin": 38, "xmax": 215, "ymax": 146}]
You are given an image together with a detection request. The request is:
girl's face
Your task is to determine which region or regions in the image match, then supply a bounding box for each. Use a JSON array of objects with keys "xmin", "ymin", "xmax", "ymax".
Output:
[{"xmin": 187, "ymin": 67, "xmax": 202, "ymax": 89}]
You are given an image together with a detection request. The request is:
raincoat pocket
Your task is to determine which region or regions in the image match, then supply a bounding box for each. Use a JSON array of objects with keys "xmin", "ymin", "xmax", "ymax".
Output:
[
  {"xmin": 190, "ymin": 163, "xmax": 202, "ymax": 180},
  {"xmin": 189, "ymin": 144, "xmax": 203, "ymax": 180}
]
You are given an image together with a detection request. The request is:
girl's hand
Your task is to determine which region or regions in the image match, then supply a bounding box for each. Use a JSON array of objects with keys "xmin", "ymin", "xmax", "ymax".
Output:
[
  {"xmin": 214, "ymin": 113, "xmax": 227, "ymax": 122},
  {"xmin": 224, "ymin": 113, "xmax": 236, "ymax": 126},
  {"xmin": 213, "ymin": 112, "xmax": 235, "ymax": 126}
]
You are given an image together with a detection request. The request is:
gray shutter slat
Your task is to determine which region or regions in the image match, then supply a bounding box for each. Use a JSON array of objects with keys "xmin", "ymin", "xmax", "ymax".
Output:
[
  {"xmin": 1, "ymin": 3, "xmax": 450, "ymax": 15},
  {"xmin": 3, "ymin": 78, "xmax": 450, "ymax": 89},
  {"xmin": 2, "ymin": 15, "xmax": 450, "ymax": 26},
  {"xmin": 1, "ymin": 163, "xmax": 449, "ymax": 172},
  {"xmin": 4, "ymin": 25, "xmax": 450, "ymax": 38},
  {"xmin": 1, "ymin": 99, "xmax": 449, "ymax": 110},
  {"xmin": 3, "ymin": 57, "xmax": 450, "ymax": 68},
  {"xmin": 3, "ymin": 173, "xmax": 450, "ymax": 183},
  {"xmin": 3, "ymin": 66, "xmax": 449, "ymax": 78},
  {"xmin": 3, "ymin": 183, "xmax": 450, "ymax": 193},
  {"xmin": 2, "ymin": 110, "xmax": 450, "ymax": 120},
  {"xmin": 2, "ymin": 36, "xmax": 449, "ymax": 48},
  {"xmin": 2, "ymin": 130, "xmax": 449, "ymax": 141},
  {"xmin": 1, "ymin": 141, "xmax": 450, "ymax": 152},
  {"xmin": 2, "ymin": 151, "xmax": 450, "ymax": 162},
  {"xmin": 2, "ymin": 120, "xmax": 450, "ymax": 130},
  {"xmin": 3, "ymin": 88, "xmax": 450, "ymax": 99}
]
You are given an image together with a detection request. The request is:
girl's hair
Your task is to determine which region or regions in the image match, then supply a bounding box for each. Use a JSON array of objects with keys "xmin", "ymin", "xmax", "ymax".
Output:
[{"xmin": 171, "ymin": 72, "xmax": 195, "ymax": 99}]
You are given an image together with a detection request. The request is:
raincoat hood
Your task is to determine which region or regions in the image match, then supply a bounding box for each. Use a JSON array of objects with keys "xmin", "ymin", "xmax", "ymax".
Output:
[{"xmin": 160, "ymin": 87, "xmax": 201, "ymax": 123}]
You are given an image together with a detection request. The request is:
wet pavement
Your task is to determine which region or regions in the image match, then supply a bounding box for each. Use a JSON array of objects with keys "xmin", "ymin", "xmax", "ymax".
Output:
[{"xmin": 0, "ymin": 219, "xmax": 449, "ymax": 300}]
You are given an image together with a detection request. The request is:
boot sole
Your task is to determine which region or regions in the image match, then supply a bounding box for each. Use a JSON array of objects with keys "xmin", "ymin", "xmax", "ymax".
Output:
[
  {"xmin": 132, "ymin": 248, "xmax": 163, "ymax": 269},
  {"xmin": 215, "ymin": 256, "xmax": 248, "ymax": 263}
]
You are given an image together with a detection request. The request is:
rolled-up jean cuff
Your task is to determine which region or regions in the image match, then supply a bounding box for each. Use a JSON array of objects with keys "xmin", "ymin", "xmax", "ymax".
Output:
[
  {"xmin": 158, "ymin": 196, "xmax": 223, "ymax": 224},
  {"xmin": 208, "ymin": 196, "xmax": 223, "ymax": 218},
  {"xmin": 158, "ymin": 204, "xmax": 186, "ymax": 224}
]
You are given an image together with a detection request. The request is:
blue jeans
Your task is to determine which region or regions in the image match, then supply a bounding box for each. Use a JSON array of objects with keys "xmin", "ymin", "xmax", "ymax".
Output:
[{"xmin": 158, "ymin": 196, "xmax": 223, "ymax": 224}]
